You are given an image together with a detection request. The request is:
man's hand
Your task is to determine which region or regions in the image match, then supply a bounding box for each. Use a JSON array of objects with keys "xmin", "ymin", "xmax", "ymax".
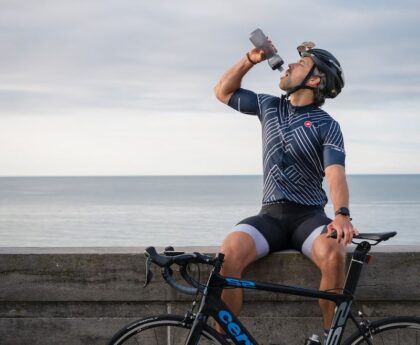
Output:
[
  {"xmin": 247, "ymin": 39, "xmax": 277, "ymax": 64},
  {"xmin": 327, "ymin": 215, "xmax": 359, "ymax": 245},
  {"xmin": 214, "ymin": 38, "xmax": 277, "ymax": 104}
]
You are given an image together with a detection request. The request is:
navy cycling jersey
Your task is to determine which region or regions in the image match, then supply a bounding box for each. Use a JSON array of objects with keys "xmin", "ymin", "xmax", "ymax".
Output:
[{"xmin": 228, "ymin": 88, "xmax": 345, "ymax": 206}]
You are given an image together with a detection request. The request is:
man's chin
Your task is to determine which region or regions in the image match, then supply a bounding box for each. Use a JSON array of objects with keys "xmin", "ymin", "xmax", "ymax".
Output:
[{"xmin": 279, "ymin": 83, "xmax": 288, "ymax": 92}]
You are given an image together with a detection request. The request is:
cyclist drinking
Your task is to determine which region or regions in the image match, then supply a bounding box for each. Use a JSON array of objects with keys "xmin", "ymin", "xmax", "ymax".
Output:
[{"xmin": 214, "ymin": 40, "xmax": 359, "ymax": 341}]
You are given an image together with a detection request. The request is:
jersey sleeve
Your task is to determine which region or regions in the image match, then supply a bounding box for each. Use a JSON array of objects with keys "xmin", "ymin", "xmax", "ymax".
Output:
[
  {"xmin": 322, "ymin": 120, "xmax": 346, "ymax": 168},
  {"xmin": 227, "ymin": 88, "xmax": 260, "ymax": 116}
]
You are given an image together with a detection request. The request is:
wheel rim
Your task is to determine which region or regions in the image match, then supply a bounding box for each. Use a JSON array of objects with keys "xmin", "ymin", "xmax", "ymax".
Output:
[
  {"xmin": 112, "ymin": 319, "xmax": 223, "ymax": 345},
  {"xmin": 351, "ymin": 321, "xmax": 420, "ymax": 344}
]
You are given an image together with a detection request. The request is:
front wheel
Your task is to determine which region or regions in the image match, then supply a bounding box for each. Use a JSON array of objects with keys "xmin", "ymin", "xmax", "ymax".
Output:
[
  {"xmin": 107, "ymin": 314, "xmax": 228, "ymax": 345},
  {"xmin": 343, "ymin": 316, "xmax": 420, "ymax": 345}
]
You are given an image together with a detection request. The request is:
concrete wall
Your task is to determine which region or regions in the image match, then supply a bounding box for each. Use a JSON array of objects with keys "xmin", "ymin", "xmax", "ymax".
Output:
[{"xmin": 0, "ymin": 246, "xmax": 419, "ymax": 345}]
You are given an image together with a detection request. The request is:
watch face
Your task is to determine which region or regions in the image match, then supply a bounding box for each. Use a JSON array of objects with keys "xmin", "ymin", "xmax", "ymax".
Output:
[{"xmin": 336, "ymin": 207, "xmax": 350, "ymax": 216}]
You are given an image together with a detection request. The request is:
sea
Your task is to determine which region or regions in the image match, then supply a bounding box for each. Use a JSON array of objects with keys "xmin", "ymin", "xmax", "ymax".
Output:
[{"xmin": 0, "ymin": 175, "xmax": 419, "ymax": 247}]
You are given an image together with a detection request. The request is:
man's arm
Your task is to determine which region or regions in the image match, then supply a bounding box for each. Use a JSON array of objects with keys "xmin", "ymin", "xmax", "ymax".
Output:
[
  {"xmin": 325, "ymin": 164, "xmax": 358, "ymax": 245},
  {"xmin": 214, "ymin": 48, "xmax": 266, "ymax": 104}
]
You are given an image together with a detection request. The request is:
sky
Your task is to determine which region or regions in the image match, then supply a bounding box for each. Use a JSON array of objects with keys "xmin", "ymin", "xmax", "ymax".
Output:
[{"xmin": 0, "ymin": 0, "xmax": 419, "ymax": 176}]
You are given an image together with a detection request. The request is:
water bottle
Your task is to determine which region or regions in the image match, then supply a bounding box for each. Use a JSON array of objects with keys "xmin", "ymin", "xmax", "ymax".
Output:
[
  {"xmin": 249, "ymin": 28, "xmax": 284, "ymax": 71},
  {"xmin": 304, "ymin": 334, "xmax": 321, "ymax": 345}
]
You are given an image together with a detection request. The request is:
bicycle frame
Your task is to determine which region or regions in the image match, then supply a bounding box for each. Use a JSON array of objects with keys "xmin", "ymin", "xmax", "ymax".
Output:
[{"xmin": 184, "ymin": 240, "xmax": 372, "ymax": 345}]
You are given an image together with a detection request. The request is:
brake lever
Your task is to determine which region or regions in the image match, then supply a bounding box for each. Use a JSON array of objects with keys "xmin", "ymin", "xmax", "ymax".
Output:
[{"xmin": 143, "ymin": 254, "xmax": 153, "ymax": 288}]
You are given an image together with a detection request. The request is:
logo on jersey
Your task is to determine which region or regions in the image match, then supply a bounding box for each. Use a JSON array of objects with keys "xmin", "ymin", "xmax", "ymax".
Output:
[{"xmin": 304, "ymin": 120, "xmax": 312, "ymax": 128}]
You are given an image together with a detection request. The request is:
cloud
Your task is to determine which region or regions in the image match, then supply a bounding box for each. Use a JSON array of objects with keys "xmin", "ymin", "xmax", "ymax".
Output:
[
  {"xmin": 0, "ymin": 0, "xmax": 419, "ymax": 174},
  {"xmin": 1, "ymin": 0, "xmax": 418, "ymax": 115}
]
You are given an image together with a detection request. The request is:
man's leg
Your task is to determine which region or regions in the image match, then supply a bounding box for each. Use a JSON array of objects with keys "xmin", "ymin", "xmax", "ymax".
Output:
[
  {"xmin": 310, "ymin": 233, "xmax": 346, "ymax": 329},
  {"xmin": 216, "ymin": 231, "xmax": 258, "ymax": 332}
]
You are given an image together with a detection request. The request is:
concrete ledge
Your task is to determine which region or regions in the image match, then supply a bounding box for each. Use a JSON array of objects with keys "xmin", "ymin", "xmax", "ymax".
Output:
[{"xmin": 1, "ymin": 246, "xmax": 419, "ymax": 345}]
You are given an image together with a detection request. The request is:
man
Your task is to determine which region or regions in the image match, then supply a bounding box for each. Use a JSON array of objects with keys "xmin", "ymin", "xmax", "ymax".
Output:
[{"xmin": 213, "ymin": 40, "xmax": 358, "ymax": 341}]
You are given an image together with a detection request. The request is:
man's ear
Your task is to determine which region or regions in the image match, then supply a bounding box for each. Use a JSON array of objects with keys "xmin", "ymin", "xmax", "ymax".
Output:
[{"xmin": 308, "ymin": 75, "xmax": 321, "ymax": 87}]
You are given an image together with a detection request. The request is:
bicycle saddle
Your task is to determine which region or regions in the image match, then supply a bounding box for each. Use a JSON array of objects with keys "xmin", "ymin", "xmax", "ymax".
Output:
[
  {"xmin": 355, "ymin": 232, "xmax": 397, "ymax": 242},
  {"xmin": 330, "ymin": 231, "xmax": 397, "ymax": 243}
]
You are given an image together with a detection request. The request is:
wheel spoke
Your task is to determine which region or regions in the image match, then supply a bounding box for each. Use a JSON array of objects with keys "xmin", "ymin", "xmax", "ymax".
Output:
[{"xmin": 153, "ymin": 326, "xmax": 159, "ymax": 345}]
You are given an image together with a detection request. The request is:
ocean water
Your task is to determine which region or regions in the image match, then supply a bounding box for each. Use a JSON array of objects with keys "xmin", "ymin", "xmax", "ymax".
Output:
[{"xmin": 0, "ymin": 175, "xmax": 419, "ymax": 247}]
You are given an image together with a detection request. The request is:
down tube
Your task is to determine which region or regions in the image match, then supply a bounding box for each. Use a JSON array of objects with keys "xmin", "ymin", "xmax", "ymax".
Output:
[{"xmin": 203, "ymin": 297, "xmax": 260, "ymax": 345}]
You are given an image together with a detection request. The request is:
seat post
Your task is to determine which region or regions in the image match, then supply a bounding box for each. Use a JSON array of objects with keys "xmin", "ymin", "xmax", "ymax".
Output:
[{"xmin": 343, "ymin": 241, "xmax": 371, "ymax": 296}]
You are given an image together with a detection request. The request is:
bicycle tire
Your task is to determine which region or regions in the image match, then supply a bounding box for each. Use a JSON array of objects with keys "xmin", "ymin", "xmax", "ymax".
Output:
[
  {"xmin": 343, "ymin": 316, "xmax": 420, "ymax": 345},
  {"xmin": 107, "ymin": 314, "xmax": 228, "ymax": 345}
]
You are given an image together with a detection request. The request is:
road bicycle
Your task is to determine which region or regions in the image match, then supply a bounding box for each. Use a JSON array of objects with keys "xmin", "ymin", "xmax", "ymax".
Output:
[{"xmin": 107, "ymin": 231, "xmax": 420, "ymax": 344}]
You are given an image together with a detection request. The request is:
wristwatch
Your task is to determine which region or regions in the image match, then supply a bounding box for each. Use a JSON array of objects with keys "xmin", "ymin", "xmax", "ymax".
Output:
[{"xmin": 335, "ymin": 207, "xmax": 351, "ymax": 217}]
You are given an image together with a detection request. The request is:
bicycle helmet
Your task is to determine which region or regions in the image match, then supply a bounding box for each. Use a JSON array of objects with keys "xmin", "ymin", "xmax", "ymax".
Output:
[{"xmin": 287, "ymin": 42, "xmax": 345, "ymax": 99}]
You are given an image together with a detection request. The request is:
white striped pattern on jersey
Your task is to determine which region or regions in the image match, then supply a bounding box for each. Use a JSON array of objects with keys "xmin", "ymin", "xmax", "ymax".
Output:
[{"xmin": 229, "ymin": 89, "xmax": 345, "ymax": 206}]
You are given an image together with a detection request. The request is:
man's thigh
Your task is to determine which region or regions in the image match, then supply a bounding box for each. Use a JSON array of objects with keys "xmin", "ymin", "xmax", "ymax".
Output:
[
  {"xmin": 291, "ymin": 209, "xmax": 332, "ymax": 259},
  {"xmin": 228, "ymin": 213, "xmax": 292, "ymax": 259}
]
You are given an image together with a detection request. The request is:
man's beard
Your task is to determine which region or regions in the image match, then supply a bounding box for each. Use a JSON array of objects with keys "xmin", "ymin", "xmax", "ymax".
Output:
[{"xmin": 280, "ymin": 78, "xmax": 294, "ymax": 92}]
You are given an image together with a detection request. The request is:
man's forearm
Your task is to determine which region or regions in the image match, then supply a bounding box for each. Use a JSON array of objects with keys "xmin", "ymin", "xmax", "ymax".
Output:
[
  {"xmin": 326, "ymin": 165, "xmax": 349, "ymax": 212},
  {"xmin": 214, "ymin": 55, "xmax": 255, "ymax": 104},
  {"xmin": 330, "ymin": 177, "xmax": 349, "ymax": 212},
  {"xmin": 326, "ymin": 165, "xmax": 356, "ymax": 243}
]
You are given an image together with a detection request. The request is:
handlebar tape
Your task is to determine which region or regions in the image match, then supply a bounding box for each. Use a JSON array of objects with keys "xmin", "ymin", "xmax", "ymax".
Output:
[{"xmin": 162, "ymin": 267, "xmax": 198, "ymax": 295}]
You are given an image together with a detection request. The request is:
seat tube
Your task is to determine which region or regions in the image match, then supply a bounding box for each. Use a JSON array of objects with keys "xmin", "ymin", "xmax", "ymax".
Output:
[
  {"xmin": 326, "ymin": 299, "xmax": 352, "ymax": 345},
  {"xmin": 326, "ymin": 241, "xmax": 371, "ymax": 345},
  {"xmin": 343, "ymin": 241, "xmax": 371, "ymax": 296}
]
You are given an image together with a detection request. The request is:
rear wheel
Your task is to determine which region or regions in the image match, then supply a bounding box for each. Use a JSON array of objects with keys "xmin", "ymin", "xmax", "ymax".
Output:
[
  {"xmin": 107, "ymin": 314, "xmax": 227, "ymax": 345},
  {"xmin": 343, "ymin": 316, "xmax": 420, "ymax": 344}
]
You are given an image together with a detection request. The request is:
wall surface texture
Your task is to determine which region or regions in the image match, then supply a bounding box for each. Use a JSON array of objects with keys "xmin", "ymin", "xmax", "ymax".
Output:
[{"xmin": 0, "ymin": 245, "xmax": 419, "ymax": 345}]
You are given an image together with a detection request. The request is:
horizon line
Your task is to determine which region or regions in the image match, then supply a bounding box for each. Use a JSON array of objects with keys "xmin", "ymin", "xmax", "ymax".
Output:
[{"xmin": 0, "ymin": 173, "xmax": 419, "ymax": 178}]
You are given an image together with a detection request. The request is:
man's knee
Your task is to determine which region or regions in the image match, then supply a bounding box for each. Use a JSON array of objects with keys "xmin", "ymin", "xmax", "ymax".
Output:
[
  {"xmin": 322, "ymin": 248, "xmax": 346, "ymax": 274},
  {"xmin": 326, "ymin": 246, "xmax": 346, "ymax": 266},
  {"xmin": 312, "ymin": 238, "xmax": 346, "ymax": 273},
  {"xmin": 220, "ymin": 231, "xmax": 257, "ymax": 275}
]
